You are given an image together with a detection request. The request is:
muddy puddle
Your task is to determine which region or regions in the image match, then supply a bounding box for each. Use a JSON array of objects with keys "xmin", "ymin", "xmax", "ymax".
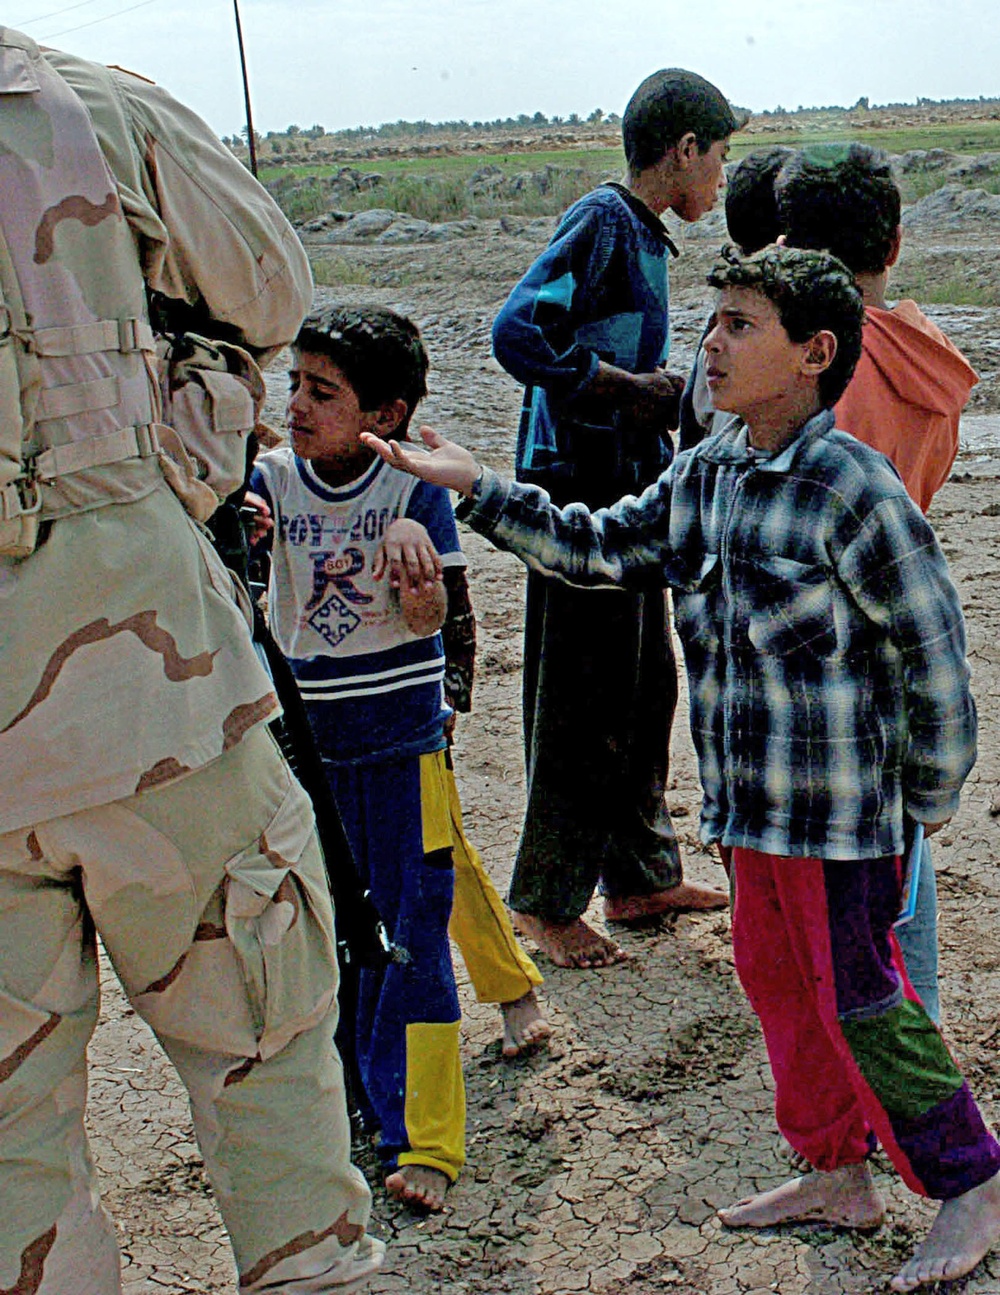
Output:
[{"xmin": 960, "ymin": 412, "xmax": 1000, "ymax": 453}]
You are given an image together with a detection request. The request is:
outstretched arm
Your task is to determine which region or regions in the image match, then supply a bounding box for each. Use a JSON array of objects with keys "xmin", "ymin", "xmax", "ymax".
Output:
[{"xmin": 364, "ymin": 428, "xmax": 686, "ymax": 595}]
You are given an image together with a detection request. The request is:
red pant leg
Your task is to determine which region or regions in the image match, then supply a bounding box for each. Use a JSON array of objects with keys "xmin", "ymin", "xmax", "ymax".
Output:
[{"xmin": 731, "ymin": 848, "xmax": 871, "ymax": 1171}]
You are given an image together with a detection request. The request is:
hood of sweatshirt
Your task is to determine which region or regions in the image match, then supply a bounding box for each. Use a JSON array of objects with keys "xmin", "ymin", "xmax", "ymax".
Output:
[{"xmin": 858, "ymin": 301, "xmax": 978, "ymax": 416}]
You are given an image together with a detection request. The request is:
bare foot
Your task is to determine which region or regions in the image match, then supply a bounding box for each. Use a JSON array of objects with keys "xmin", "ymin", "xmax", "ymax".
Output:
[
  {"xmin": 500, "ymin": 988, "xmax": 553, "ymax": 1058},
  {"xmin": 384, "ymin": 1164, "xmax": 450, "ymax": 1212},
  {"xmin": 719, "ymin": 1163, "xmax": 885, "ymax": 1230},
  {"xmin": 510, "ymin": 911, "xmax": 629, "ymax": 969},
  {"xmin": 891, "ymin": 1171, "xmax": 1000, "ymax": 1290},
  {"xmin": 603, "ymin": 880, "xmax": 728, "ymax": 924}
]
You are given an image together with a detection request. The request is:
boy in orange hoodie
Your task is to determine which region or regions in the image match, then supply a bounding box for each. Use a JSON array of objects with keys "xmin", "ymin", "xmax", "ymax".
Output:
[
  {"xmin": 777, "ymin": 142, "xmax": 977, "ymax": 514},
  {"xmin": 776, "ymin": 142, "xmax": 978, "ymax": 1025}
]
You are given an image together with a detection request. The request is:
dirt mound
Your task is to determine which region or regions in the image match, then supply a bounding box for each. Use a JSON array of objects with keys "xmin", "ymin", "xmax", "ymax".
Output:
[
  {"xmin": 895, "ymin": 147, "xmax": 965, "ymax": 172},
  {"xmin": 302, "ymin": 209, "xmax": 508, "ymax": 244},
  {"xmin": 301, "ymin": 206, "xmax": 496, "ymax": 243},
  {"xmin": 465, "ymin": 161, "xmax": 611, "ymax": 201},
  {"xmin": 903, "ymin": 183, "xmax": 1000, "ymax": 229},
  {"xmin": 895, "ymin": 148, "xmax": 1000, "ymax": 180}
]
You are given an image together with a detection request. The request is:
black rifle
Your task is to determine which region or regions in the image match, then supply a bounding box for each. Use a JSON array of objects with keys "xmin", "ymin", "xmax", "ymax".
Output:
[
  {"xmin": 250, "ymin": 597, "xmax": 398, "ymax": 975},
  {"xmin": 151, "ymin": 277, "xmax": 402, "ymax": 1115}
]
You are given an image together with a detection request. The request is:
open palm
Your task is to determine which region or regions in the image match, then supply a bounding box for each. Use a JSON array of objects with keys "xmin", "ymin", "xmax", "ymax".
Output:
[{"xmin": 360, "ymin": 425, "xmax": 482, "ymax": 496}]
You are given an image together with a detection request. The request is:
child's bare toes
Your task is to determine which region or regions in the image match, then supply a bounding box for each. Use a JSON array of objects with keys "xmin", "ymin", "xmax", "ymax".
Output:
[
  {"xmin": 385, "ymin": 1165, "xmax": 451, "ymax": 1212},
  {"xmin": 500, "ymin": 988, "xmax": 553, "ymax": 1058}
]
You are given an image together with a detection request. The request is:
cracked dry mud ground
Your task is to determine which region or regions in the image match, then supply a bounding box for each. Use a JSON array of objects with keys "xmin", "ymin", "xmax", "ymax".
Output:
[{"xmin": 87, "ymin": 223, "xmax": 1000, "ymax": 1293}]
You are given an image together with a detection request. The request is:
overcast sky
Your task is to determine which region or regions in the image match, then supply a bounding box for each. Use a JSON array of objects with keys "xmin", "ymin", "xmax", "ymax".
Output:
[{"xmin": 9, "ymin": 0, "xmax": 1000, "ymax": 138}]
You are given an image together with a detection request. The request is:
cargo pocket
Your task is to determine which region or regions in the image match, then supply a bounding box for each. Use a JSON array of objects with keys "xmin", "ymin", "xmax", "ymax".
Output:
[
  {"xmin": 156, "ymin": 333, "xmax": 264, "ymax": 520},
  {"xmin": 224, "ymin": 775, "xmax": 339, "ymax": 1060}
]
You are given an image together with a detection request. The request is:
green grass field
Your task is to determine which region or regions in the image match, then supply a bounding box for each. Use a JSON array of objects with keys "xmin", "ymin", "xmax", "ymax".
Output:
[
  {"xmin": 733, "ymin": 117, "xmax": 1000, "ymax": 157},
  {"xmin": 260, "ymin": 146, "xmax": 624, "ymax": 184},
  {"xmin": 260, "ymin": 117, "xmax": 1000, "ymax": 184}
]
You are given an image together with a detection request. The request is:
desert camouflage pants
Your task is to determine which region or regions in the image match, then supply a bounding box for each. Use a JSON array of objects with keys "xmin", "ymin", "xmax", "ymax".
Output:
[{"xmin": 0, "ymin": 726, "xmax": 383, "ymax": 1294}]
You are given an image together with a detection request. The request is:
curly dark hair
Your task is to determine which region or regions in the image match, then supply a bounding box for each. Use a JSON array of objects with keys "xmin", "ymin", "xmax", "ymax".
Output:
[
  {"xmin": 707, "ymin": 245, "xmax": 865, "ymax": 407},
  {"xmin": 294, "ymin": 305, "xmax": 429, "ymax": 436},
  {"xmin": 775, "ymin": 142, "xmax": 901, "ymax": 276},
  {"xmin": 622, "ymin": 68, "xmax": 745, "ymax": 173},
  {"xmin": 725, "ymin": 146, "xmax": 796, "ymax": 254}
]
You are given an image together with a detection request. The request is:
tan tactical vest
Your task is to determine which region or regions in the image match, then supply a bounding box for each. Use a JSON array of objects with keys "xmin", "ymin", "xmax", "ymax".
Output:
[{"xmin": 0, "ymin": 31, "xmax": 161, "ymax": 557}]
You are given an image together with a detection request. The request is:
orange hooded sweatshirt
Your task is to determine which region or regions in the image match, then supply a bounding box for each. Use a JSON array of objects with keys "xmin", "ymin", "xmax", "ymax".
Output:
[{"xmin": 834, "ymin": 301, "xmax": 978, "ymax": 514}]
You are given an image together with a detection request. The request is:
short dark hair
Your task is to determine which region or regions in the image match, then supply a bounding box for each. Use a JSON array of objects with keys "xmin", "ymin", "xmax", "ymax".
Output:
[
  {"xmin": 294, "ymin": 305, "xmax": 429, "ymax": 436},
  {"xmin": 775, "ymin": 143, "xmax": 901, "ymax": 276},
  {"xmin": 725, "ymin": 146, "xmax": 796, "ymax": 254},
  {"xmin": 707, "ymin": 245, "xmax": 864, "ymax": 407},
  {"xmin": 623, "ymin": 68, "xmax": 744, "ymax": 173}
]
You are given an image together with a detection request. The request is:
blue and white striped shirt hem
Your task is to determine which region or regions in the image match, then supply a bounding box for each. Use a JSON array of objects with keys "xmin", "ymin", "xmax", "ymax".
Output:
[{"xmin": 296, "ymin": 654, "xmax": 446, "ymax": 703}]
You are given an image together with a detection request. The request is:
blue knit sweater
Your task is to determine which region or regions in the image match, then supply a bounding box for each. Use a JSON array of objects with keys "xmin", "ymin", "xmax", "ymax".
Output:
[{"xmin": 492, "ymin": 183, "xmax": 677, "ymax": 506}]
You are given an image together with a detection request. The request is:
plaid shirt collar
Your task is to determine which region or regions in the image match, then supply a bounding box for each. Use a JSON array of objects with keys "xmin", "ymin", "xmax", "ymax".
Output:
[{"xmin": 699, "ymin": 408, "xmax": 837, "ymax": 470}]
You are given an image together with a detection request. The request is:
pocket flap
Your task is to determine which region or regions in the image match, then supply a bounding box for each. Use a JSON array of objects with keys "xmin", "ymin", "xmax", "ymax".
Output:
[
  {"xmin": 200, "ymin": 368, "xmax": 256, "ymax": 434},
  {"xmin": 0, "ymin": 45, "xmax": 40, "ymax": 95}
]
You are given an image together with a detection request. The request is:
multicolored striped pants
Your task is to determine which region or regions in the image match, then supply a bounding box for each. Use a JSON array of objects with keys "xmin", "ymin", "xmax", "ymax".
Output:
[
  {"xmin": 731, "ymin": 847, "xmax": 1000, "ymax": 1199},
  {"xmin": 329, "ymin": 749, "xmax": 466, "ymax": 1185}
]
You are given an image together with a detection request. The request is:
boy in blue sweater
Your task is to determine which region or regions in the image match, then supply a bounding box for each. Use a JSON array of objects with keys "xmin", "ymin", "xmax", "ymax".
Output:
[
  {"xmin": 491, "ymin": 69, "xmax": 743, "ymax": 969},
  {"xmin": 363, "ymin": 246, "xmax": 1000, "ymax": 1291}
]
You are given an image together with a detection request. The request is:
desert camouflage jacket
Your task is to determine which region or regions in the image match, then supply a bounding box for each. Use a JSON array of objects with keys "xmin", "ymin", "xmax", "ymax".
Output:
[{"xmin": 0, "ymin": 28, "xmax": 312, "ymax": 831}]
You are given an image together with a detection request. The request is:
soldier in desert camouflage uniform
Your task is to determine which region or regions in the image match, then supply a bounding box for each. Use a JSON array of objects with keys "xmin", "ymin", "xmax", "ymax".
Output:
[{"xmin": 0, "ymin": 27, "xmax": 383, "ymax": 1294}]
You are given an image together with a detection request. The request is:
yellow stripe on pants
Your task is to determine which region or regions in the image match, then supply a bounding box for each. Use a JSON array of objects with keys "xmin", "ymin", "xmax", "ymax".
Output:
[
  {"xmin": 445, "ymin": 765, "xmax": 542, "ymax": 1004},
  {"xmin": 398, "ymin": 1020, "xmax": 466, "ymax": 1182}
]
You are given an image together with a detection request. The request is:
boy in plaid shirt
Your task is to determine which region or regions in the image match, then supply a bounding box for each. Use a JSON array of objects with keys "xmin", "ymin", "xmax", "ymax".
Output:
[{"xmin": 362, "ymin": 245, "xmax": 1000, "ymax": 1290}]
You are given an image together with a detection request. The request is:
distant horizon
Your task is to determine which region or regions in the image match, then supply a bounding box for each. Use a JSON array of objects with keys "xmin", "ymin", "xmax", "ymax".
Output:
[{"xmin": 236, "ymin": 92, "xmax": 1000, "ymax": 145}]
